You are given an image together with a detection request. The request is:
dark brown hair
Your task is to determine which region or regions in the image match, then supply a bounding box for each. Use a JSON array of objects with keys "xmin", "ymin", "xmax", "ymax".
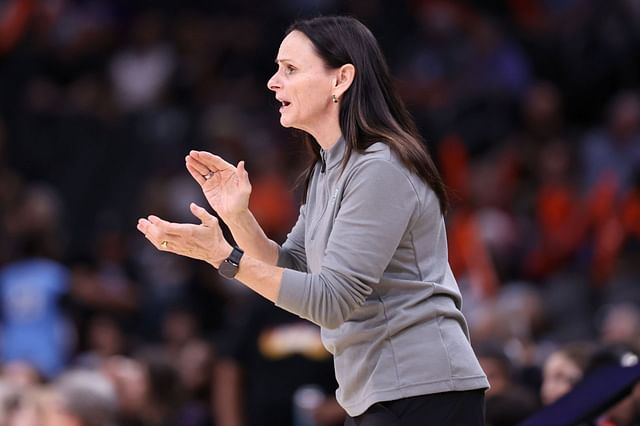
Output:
[{"xmin": 287, "ymin": 16, "xmax": 449, "ymax": 215}]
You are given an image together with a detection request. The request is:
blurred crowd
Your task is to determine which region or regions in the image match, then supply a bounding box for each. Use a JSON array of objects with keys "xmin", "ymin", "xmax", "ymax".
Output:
[{"xmin": 0, "ymin": 0, "xmax": 639, "ymax": 425}]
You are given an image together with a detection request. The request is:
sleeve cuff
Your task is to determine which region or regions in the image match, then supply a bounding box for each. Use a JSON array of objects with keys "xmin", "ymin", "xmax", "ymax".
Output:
[
  {"xmin": 276, "ymin": 246, "xmax": 293, "ymax": 269},
  {"xmin": 275, "ymin": 268, "xmax": 309, "ymax": 315}
]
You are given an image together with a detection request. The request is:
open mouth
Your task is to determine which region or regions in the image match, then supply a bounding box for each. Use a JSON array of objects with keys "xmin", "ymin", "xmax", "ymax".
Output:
[{"xmin": 279, "ymin": 100, "xmax": 291, "ymax": 112}]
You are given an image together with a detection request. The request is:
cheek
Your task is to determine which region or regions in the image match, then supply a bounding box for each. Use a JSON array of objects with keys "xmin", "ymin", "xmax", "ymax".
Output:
[
  {"xmin": 295, "ymin": 77, "xmax": 330, "ymax": 110},
  {"xmin": 541, "ymin": 380, "xmax": 559, "ymax": 404},
  {"xmin": 544, "ymin": 375, "xmax": 572, "ymax": 399},
  {"xmin": 305, "ymin": 88, "xmax": 331, "ymax": 118}
]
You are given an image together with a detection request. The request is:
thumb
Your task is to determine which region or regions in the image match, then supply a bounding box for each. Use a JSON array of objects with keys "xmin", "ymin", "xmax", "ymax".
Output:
[
  {"xmin": 237, "ymin": 161, "xmax": 251, "ymax": 188},
  {"xmin": 190, "ymin": 203, "xmax": 218, "ymax": 227}
]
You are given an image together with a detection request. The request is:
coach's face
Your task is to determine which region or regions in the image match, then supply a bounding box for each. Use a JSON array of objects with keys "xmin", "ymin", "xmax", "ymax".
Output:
[{"xmin": 267, "ymin": 31, "xmax": 337, "ymax": 134}]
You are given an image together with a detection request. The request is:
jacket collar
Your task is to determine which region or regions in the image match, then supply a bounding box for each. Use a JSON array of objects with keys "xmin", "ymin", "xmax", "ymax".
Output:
[{"xmin": 320, "ymin": 136, "xmax": 346, "ymax": 173}]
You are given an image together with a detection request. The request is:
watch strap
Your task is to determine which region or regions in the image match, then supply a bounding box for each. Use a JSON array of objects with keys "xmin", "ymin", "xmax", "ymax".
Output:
[
  {"xmin": 226, "ymin": 246, "xmax": 244, "ymax": 266},
  {"xmin": 218, "ymin": 246, "xmax": 244, "ymax": 279}
]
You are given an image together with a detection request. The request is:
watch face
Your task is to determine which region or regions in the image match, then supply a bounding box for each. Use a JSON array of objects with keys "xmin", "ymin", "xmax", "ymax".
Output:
[{"xmin": 219, "ymin": 260, "xmax": 238, "ymax": 279}]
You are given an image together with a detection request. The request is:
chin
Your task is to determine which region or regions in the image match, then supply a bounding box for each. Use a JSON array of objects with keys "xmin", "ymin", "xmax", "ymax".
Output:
[{"xmin": 280, "ymin": 116, "xmax": 296, "ymax": 129}]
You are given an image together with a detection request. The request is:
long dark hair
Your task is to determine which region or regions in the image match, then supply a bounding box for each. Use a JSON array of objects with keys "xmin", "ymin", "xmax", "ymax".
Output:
[{"xmin": 287, "ymin": 16, "xmax": 449, "ymax": 215}]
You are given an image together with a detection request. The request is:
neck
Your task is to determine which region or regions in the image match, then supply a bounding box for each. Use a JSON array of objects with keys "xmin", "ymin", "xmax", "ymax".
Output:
[{"xmin": 307, "ymin": 118, "xmax": 342, "ymax": 151}]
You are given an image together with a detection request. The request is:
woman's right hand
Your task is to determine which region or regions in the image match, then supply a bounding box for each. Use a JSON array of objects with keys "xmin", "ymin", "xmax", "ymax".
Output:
[{"xmin": 185, "ymin": 151, "xmax": 252, "ymax": 224}]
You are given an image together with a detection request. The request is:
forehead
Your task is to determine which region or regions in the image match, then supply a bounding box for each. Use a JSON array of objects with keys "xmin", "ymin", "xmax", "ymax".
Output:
[
  {"xmin": 276, "ymin": 30, "xmax": 324, "ymax": 64},
  {"xmin": 545, "ymin": 352, "xmax": 576, "ymax": 370}
]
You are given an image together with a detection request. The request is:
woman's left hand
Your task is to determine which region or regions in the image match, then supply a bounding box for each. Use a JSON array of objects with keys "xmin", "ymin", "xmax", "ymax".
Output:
[{"xmin": 137, "ymin": 202, "xmax": 233, "ymax": 268}]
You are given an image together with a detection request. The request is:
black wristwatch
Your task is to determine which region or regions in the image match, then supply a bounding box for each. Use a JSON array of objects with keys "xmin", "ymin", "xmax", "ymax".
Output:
[{"xmin": 218, "ymin": 246, "xmax": 244, "ymax": 279}]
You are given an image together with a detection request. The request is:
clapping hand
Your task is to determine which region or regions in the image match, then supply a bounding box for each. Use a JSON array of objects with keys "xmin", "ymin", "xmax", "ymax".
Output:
[
  {"xmin": 137, "ymin": 202, "xmax": 232, "ymax": 268},
  {"xmin": 185, "ymin": 151, "xmax": 252, "ymax": 224}
]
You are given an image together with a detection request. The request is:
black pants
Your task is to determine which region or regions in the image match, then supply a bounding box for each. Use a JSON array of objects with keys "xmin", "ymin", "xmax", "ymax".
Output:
[{"xmin": 344, "ymin": 389, "xmax": 485, "ymax": 426}]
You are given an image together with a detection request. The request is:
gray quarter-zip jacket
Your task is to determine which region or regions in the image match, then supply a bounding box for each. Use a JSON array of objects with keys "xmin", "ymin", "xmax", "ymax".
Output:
[{"xmin": 275, "ymin": 137, "xmax": 488, "ymax": 416}]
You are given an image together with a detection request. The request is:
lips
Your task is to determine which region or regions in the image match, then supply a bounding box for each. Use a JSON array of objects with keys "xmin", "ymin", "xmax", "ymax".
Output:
[{"xmin": 276, "ymin": 97, "xmax": 291, "ymax": 113}]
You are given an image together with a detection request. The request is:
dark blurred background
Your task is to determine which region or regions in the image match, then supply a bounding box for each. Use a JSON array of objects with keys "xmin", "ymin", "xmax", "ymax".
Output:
[{"xmin": 0, "ymin": 0, "xmax": 639, "ymax": 425}]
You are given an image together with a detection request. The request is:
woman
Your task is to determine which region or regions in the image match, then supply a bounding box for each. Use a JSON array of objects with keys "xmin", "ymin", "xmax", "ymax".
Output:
[
  {"xmin": 137, "ymin": 16, "xmax": 488, "ymax": 425},
  {"xmin": 541, "ymin": 342, "xmax": 595, "ymax": 406}
]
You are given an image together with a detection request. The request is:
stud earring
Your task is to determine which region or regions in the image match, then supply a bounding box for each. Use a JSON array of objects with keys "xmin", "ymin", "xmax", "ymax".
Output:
[{"xmin": 332, "ymin": 94, "xmax": 338, "ymax": 104}]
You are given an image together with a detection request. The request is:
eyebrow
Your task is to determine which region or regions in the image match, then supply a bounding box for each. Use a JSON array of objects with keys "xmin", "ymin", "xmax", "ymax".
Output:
[{"xmin": 275, "ymin": 59, "xmax": 293, "ymax": 64}]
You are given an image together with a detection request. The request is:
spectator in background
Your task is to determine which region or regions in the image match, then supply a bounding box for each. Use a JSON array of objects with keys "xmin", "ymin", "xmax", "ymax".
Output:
[
  {"xmin": 1, "ymin": 370, "xmax": 117, "ymax": 426},
  {"xmin": 540, "ymin": 341, "xmax": 595, "ymax": 405},
  {"xmin": 161, "ymin": 304, "xmax": 202, "ymax": 357},
  {"xmin": 48, "ymin": 369, "xmax": 118, "ymax": 426},
  {"xmin": 517, "ymin": 82, "xmax": 567, "ymax": 148},
  {"xmin": 525, "ymin": 139, "xmax": 586, "ymax": 281},
  {"xmin": 0, "ymin": 185, "xmax": 73, "ymax": 379},
  {"xmin": 599, "ymin": 303, "xmax": 640, "ymax": 349},
  {"xmin": 104, "ymin": 352, "xmax": 188, "ymax": 426},
  {"xmin": 3, "ymin": 386, "xmax": 47, "ymax": 426},
  {"xmin": 109, "ymin": 11, "xmax": 176, "ymax": 113},
  {"xmin": 457, "ymin": 15, "xmax": 531, "ymax": 101},
  {"xmin": 453, "ymin": 14, "xmax": 531, "ymax": 153},
  {"xmin": 0, "ymin": 379, "xmax": 21, "ymax": 424},
  {"xmin": 477, "ymin": 342, "xmax": 539, "ymax": 426},
  {"xmin": 68, "ymin": 226, "xmax": 140, "ymax": 354},
  {"xmin": 582, "ymin": 91, "xmax": 640, "ymax": 285},
  {"xmin": 86, "ymin": 302, "xmax": 215, "ymax": 425},
  {"xmin": 175, "ymin": 340, "xmax": 214, "ymax": 426},
  {"xmin": 74, "ymin": 313, "xmax": 129, "ymax": 370},
  {"xmin": 581, "ymin": 91, "xmax": 640, "ymax": 193},
  {"xmin": 396, "ymin": 0, "xmax": 468, "ymax": 141},
  {"xmin": 158, "ymin": 301, "xmax": 216, "ymax": 426},
  {"xmin": 1, "ymin": 361, "xmax": 42, "ymax": 391},
  {"xmin": 581, "ymin": 94, "xmax": 640, "ymax": 283}
]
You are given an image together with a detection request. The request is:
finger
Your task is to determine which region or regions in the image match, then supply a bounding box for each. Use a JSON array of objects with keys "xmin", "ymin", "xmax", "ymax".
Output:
[
  {"xmin": 190, "ymin": 151, "xmax": 235, "ymax": 172},
  {"xmin": 137, "ymin": 220, "xmax": 164, "ymax": 250},
  {"xmin": 186, "ymin": 161, "xmax": 207, "ymax": 186},
  {"xmin": 186, "ymin": 154, "xmax": 210, "ymax": 176},
  {"xmin": 149, "ymin": 216, "xmax": 199, "ymax": 240},
  {"xmin": 148, "ymin": 215, "xmax": 185, "ymax": 228},
  {"xmin": 137, "ymin": 217, "xmax": 165, "ymax": 239},
  {"xmin": 147, "ymin": 215, "xmax": 170, "ymax": 226},
  {"xmin": 139, "ymin": 217, "xmax": 188, "ymax": 253},
  {"xmin": 136, "ymin": 218, "xmax": 150, "ymax": 237},
  {"xmin": 137, "ymin": 217, "xmax": 165, "ymax": 247},
  {"xmin": 190, "ymin": 202, "xmax": 219, "ymax": 227}
]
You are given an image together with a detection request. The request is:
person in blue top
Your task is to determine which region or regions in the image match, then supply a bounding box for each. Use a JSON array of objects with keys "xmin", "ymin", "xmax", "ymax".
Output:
[
  {"xmin": 138, "ymin": 16, "xmax": 488, "ymax": 425},
  {"xmin": 0, "ymin": 232, "xmax": 71, "ymax": 379}
]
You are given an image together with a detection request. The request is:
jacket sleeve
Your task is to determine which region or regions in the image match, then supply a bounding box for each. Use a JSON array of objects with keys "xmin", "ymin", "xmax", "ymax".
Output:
[
  {"xmin": 276, "ymin": 204, "xmax": 308, "ymax": 272},
  {"xmin": 275, "ymin": 159, "xmax": 420, "ymax": 329}
]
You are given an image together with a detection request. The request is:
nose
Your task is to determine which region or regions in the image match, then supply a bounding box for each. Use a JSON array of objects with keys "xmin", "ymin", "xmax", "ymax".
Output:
[{"xmin": 267, "ymin": 71, "xmax": 281, "ymax": 92}]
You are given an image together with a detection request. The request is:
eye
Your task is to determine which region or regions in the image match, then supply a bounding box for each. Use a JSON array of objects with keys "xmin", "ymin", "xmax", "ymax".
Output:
[{"xmin": 285, "ymin": 65, "xmax": 296, "ymax": 75}]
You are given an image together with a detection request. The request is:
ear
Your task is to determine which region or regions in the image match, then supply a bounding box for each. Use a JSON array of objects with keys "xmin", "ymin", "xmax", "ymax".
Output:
[{"xmin": 333, "ymin": 64, "xmax": 355, "ymax": 99}]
